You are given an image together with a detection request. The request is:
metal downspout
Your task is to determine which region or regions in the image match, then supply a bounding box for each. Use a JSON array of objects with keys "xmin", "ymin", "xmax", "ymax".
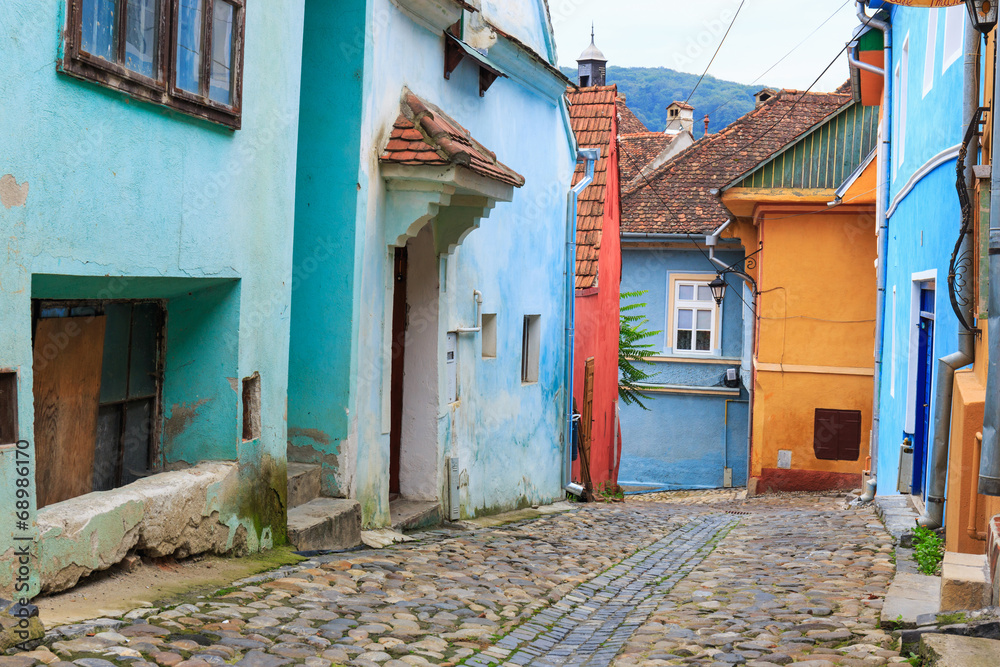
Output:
[
  {"xmin": 855, "ymin": 0, "xmax": 889, "ymax": 485},
  {"xmin": 919, "ymin": 20, "xmax": 981, "ymax": 526},
  {"xmin": 564, "ymin": 148, "xmax": 599, "ymax": 496},
  {"xmin": 981, "ymin": 28, "xmax": 1000, "ymax": 497}
]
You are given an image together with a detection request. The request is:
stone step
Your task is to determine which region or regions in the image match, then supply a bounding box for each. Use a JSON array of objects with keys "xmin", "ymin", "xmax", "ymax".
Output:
[
  {"xmin": 920, "ymin": 632, "xmax": 1000, "ymax": 666},
  {"xmin": 390, "ymin": 499, "xmax": 442, "ymax": 532},
  {"xmin": 941, "ymin": 552, "xmax": 991, "ymax": 612},
  {"xmin": 287, "ymin": 462, "xmax": 322, "ymax": 509},
  {"xmin": 287, "ymin": 498, "xmax": 362, "ymax": 551}
]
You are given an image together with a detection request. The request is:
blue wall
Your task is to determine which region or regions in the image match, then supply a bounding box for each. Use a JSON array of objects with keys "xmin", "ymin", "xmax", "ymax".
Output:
[
  {"xmin": 618, "ymin": 242, "xmax": 750, "ymax": 489},
  {"xmin": 875, "ymin": 4, "xmax": 967, "ymax": 495}
]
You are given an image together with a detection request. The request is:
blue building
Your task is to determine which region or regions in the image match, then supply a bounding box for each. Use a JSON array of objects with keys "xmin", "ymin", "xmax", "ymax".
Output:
[
  {"xmin": 0, "ymin": 0, "xmax": 305, "ymax": 595},
  {"xmin": 287, "ymin": 0, "xmax": 579, "ymax": 528}
]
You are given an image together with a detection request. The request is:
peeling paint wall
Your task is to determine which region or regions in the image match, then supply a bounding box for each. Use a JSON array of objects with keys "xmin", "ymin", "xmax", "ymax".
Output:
[{"xmin": 0, "ymin": 1, "xmax": 305, "ymax": 595}]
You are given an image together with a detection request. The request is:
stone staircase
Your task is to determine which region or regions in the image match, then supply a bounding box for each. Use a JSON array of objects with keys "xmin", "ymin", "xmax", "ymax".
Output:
[{"xmin": 286, "ymin": 462, "xmax": 362, "ymax": 552}]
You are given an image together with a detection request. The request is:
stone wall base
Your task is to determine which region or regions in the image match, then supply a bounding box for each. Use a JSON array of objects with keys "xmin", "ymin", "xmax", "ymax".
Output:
[{"xmin": 755, "ymin": 468, "xmax": 862, "ymax": 494}]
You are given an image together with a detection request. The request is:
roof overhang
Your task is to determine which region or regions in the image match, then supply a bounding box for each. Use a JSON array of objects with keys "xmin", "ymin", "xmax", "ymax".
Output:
[{"xmin": 391, "ymin": 0, "xmax": 475, "ymax": 33}]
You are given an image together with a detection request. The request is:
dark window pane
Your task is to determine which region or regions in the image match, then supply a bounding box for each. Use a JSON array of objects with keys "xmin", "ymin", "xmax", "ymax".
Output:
[
  {"xmin": 124, "ymin": 0, "xmax": 159, "ymax": 77},
  {"xmin": 99, "ymin": 303, "xmax": 132, "ymax": 403},
  {"xmin": 676, "ymin": 330, "xmax": 692, "ymax": 350},
  {"xmin": 695, "ymin": 331, "xmax": 711, "ymax": 351},
  {"xmin": 209, "ymin": 0, "xmax": 234, "ymax": 104},
  {"xmin": 176, "ymin": 0, "xmax": 204, "ymax": 94},
  {"xmin": 81, "ymin": 0, "xmax": 117, "ymax": 62},
  {"xmin": 93, "ymin": 404, "xmax": 122, "ymax": 491},
  {"xmin": 122, "ymin": 399, "xmax": 153, "ymax": 485},
  {"xmin": 128, "ymin": 303, "xmax": 160, "ymax": 398}
]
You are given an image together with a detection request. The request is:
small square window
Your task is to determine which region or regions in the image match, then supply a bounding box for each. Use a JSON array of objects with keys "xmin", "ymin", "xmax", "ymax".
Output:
[
  {"xmin": 61, "ymin": 0, "xmax": 246, "ymax": 128},
  {"xmin": 521, "ymin": 315, "xmax": 540, "ymax": 384},
  {"xmin": 482, "ymin": 313, "xmax": 497, "ymax": 359},
  {"xmin": 672, "ymin": 280, "xmax": 718, "ymax": 355},
  {"xmin": 242, "ymin": 371, "xmax": 261, "ymax": 441},
  {"xmin": 0, "ymin": 371, "xmax": 18, "ymax": 446},
  {"xmin": 813, "ymin": 408, "xmax": 862, "ymax": 461}
]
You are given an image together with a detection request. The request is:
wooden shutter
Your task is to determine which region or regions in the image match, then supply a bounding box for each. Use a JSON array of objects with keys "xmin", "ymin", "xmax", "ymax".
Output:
[{"xmin": 814, "ymin": 408, "xmax": 863, "ymax": 461}]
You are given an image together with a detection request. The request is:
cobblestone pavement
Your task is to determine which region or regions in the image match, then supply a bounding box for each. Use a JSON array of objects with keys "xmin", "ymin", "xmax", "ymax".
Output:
[{"xmin": 6, "ymin": 492, "xmax": 900, "ymax": 667}]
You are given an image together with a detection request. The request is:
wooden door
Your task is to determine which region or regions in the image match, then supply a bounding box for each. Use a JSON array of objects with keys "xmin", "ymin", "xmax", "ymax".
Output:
[
  {"xmin": 33, "ymin": 316, "xmax": 106, "ymax": 508},
  {"xmin": 389, "ymin": 247, "xmax": 408, "ymax": 497},
  {"xmin": 579, "ymin": 357, "xmax": 596, "ymax": 498}
]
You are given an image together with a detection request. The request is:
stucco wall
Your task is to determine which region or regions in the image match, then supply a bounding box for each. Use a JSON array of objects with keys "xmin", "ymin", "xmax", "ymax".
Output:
[{"xmin": 0, "ymin": 0, "xmax": 305, "ymax": 594}]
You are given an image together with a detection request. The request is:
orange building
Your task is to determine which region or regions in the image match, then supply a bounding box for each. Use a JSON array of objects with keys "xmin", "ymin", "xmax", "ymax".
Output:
[{"xmin": 720, "ymin": 98, "xmax": 880, "ymax": 493}]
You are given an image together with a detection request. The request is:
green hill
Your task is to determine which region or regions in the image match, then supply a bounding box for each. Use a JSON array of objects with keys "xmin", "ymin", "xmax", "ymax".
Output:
[{"xmin": 562, "ymin": 66, "xmax": 766, "ymax": 138}]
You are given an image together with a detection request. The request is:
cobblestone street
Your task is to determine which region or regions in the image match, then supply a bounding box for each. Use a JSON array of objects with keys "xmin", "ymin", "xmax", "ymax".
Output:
[{"xmin": 9, "ymin": 492, "xmax": 902, "ymax": 667}]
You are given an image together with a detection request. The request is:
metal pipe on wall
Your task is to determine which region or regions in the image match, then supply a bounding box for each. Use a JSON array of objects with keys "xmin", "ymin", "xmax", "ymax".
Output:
[
  {"xmin": 919, "ymin": 19, "xmax": 981, "ymax": 526},
  {"xmin": 563, "ymin": 148, "xmax": 599, "ymax": 497},
  {"xmin": 981, "ymin": 23, "xmax": 1000, "ymax": 497}
]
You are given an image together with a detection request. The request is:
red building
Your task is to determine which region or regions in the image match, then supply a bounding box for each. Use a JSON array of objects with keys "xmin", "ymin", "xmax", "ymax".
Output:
[{"xmin": 566, "ymin": 43, "xmax": 622, "ymax": 493}]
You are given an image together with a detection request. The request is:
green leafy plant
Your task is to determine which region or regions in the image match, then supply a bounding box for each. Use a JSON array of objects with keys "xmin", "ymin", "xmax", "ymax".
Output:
[
  {"xmin": 619, "ymin": 290, "xmax": 662, "ymax": 410},
  {"xmin": 593, "ymin": 481, "xmax": 625, "ymax": 502},
  {"xmin": 911, "ymin": 525, "xmax": 944, "ymax": 575}
]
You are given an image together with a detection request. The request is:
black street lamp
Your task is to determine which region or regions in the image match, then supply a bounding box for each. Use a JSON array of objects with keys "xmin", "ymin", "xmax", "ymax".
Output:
[
  {"xmin": 966, "ymin": 0, "xmax": 998, "ymax": 34},
  {"xmin": 709, "ymin": 275, "xmax": 727, "ymax": 306}
]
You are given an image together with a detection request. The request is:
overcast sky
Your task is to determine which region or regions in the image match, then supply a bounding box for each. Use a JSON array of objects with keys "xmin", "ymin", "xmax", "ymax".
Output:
[{"xmin": 551, "ymin": 0, "xmax": 861, "ymax": 92}]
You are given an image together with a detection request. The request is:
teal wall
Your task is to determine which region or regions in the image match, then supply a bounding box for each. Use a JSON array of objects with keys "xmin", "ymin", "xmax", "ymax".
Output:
[{"xmin": 0, "ymin": 0, "xmax": 305, "ymax": 594}]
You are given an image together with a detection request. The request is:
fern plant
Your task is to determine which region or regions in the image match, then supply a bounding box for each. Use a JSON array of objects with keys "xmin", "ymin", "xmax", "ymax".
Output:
[{"xmin": 619, "ymin": 290, "xmax": 662, "ymax": 410}]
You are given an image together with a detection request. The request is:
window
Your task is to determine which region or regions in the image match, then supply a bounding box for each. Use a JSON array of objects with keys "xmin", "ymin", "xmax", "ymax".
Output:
[
  {"xmin": 672, "ymin": 280, "xmax": 717, "ymax": 354},
  {"xmin": 897, "ymin": 36, "xmax": 909, "ymax": 171},
  {"xmin": 813, "ymin": 409, "xmax": 862, "ymax": 461},
  {"xmin": 482, "ymin": 313, "xmax": 497, "ymax": 358},
  {"xmin": 521, "ymin": 315, "xmax": 540, "ymax": 384},
  {"xmin": 242, "ymin": 372, "xmax": 260, "ymax": 441},
  {"xmin": 0, "ymin": 371, "xmax": 17, "ymax": 446},
  {"xmin": 923, "ymin": 9, "xmax": 938, "ymax": 97},
  {"xmin": 942, "ymin": 5, "xmax": 964, "ymax": 72},
  {"xmin": 61, "ymin": 0, "xmax": 246, "ymax": 128}
]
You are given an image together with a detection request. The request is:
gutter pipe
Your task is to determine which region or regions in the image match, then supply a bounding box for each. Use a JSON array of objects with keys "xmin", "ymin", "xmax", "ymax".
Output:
[
  {"xmin": 564, "ymin": 147, "xmax": 599, "ymax": 497},
  {"xmin": 853, "ymin": 0, "xmax": 889, "ymax": 487},
  {"xmin": 920, "ymin": 19, "xmax": 980, "ymax": 526},
  {"xmin": 981, "ymin": 27, "xmax": 1000, "ymax": 497}
]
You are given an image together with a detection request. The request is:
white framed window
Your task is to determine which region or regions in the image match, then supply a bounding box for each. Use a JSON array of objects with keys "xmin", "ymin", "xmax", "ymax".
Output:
[
  {"xmin": 942, "ymin": 5, "xmax": 964, "ymax": 73},
  {"xmin": 521, "ymin": 315, "xmax": 540, "ymax": 383},
  {"xmin": 897, "ymin": 36, "xmax": 909, "ymax": 171},
  {"xmin": 923, "ymin": 9, "xmax": 938, "ymax": 97},
  {"xmin": 672, "ymin": 281, "xmax": 718, "ymax": 354}
]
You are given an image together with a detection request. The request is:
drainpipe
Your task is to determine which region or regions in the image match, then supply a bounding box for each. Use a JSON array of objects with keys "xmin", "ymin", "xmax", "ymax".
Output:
[
  {"xmin": 706, "ymin": 219, "xmax": 732, "ymax": 272},
  {"xmin": 564, "ymin": 148, "xmax": 599, "ymax": 497},
  {"xmin": 853, "ymin": 0, "xmax": 889, "ymax": 487},
  {"xmin": 981, "ymin": 30, "xmax": 1000, "ymax": 497},
  {"xmin": 919, "ymin": 19, "xmax": 980, "ymax": 526},
  {"xmin": 455, "ymin": 290, "xmax": 483, "ymax": 333}
]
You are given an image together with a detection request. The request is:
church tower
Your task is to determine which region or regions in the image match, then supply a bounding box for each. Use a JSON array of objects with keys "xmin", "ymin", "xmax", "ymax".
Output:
[{"xmin": 576, "ymin": 26, "xmax": 607, "ymax": 87}]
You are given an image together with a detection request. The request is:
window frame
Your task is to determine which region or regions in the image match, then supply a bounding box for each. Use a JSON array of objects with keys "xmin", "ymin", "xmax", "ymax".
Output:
[
  {"xmin": 670, "ymin": 278, "xmax": 720, "ymax": 356},
  {"xmin": 60, "ymin": 0, "xmax": 246, "ymax": 129}
]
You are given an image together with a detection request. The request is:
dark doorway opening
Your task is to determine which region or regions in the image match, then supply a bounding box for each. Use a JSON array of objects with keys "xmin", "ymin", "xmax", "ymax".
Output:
[
  {"xmin": 389, "ymin": 247, "xmax": 408, "ymax": 498},
  {"xmin": 912, "ymin": 286, "xmax": 935, "ymax": 496}
]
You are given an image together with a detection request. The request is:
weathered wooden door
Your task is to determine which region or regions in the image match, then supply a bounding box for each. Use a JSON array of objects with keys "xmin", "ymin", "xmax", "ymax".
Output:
[
  {"xmin": 579, "ymin": 357, "xmax": 596, "ymax": 497},
  {"xmin": 33, "ymin": 315, "xmax": 106, "ymax": 508},
  {"xmin": 389, "ymin": 247, "xmax": 408, "ymax": 497}
]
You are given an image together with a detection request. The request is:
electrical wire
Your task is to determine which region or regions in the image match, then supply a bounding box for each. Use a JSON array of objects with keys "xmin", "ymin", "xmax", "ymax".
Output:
[{"xmin": 683, "ymin": 0, "xmax": 749, "ymax": 107}]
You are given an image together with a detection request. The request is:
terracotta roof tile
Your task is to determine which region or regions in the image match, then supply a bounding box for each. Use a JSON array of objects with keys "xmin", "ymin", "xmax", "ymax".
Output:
[
  {"xmin": 621, "ymin": 89, "xmax": 851, "ymax": 235},
  {"xmin": 380, "ymin": 91, "xmax": 525, "ymax": 188},
  {"xmin": 618, "ymin": 132, "xmax": 673, "ymax": 183},
  {"xmin": 616, "ymin": 98, "xmax": 649, "ymax": 134},
  {"xmin": 567, "ymin": 84, "xmax": 618, "ymax": 290}
]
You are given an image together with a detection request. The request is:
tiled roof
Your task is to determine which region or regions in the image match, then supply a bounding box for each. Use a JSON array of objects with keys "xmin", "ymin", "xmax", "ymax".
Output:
[
  {"xmin": 670, "ymin": 101, "xmax": 694, "ymax": 110},
  {"xmin": 567, "ymin": 85, "xmax": 618, "ymax": 290},
  {"xmin": 621, "ymin": 89, "xmax": 851, "ymax": 235},
  {"xmin": 380, "ymin": 91, "xmax": 526, "ymax": 188},
  {"xmin": 618, "ymin": 132, "xmax": 673, "ymax": 184},
  {"xmin": 616, "ymin": 98, "xmax": 649, "ymax": 134}
]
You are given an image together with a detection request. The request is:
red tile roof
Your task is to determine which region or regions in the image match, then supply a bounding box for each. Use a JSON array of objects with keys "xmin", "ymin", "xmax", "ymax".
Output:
[
  {"xmin": 619, "ymin": 132, "xmax": 673, "ymax": 184},
  {"xmin": 616, "ymin": 98, "xmax": 649, "ymax": 134},
  {"xmin": 380, "ymin": 91, "xmax": 525, "ymax": 188},
  {"xmin": 567, "ymin": 85, "xmax": 618, "ymax": 290},
  {"xmin": 621, "ymin": 89, "xmax": 851, "ymax": 235}
]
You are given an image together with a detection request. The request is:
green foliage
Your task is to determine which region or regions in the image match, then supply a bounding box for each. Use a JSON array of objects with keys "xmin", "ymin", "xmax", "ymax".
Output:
[
  {"xmin": 911, "ymin": 525, "xmax": 945, "ymax": 575},
  {"xmin": 593, "ymin": 481, "xmax": 625, "ymax": 502},
  {"xmin": 561, "ymin": 66, "xmax": 763, "ymax": 138},
  {"xmin": 619, "ymin": 290, "xmax": 662, "ymax": 410}
]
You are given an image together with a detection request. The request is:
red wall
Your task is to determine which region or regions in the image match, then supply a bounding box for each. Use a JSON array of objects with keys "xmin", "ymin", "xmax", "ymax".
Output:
[{"xmin": 572, "ymin": 116, "xmax": 622, "ymax": 491}]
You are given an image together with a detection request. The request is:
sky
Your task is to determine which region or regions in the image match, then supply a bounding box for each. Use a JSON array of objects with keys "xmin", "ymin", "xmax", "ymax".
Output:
[{"xmin": 551, "ymin": 0, "xmax": 863, "ymax": 92}]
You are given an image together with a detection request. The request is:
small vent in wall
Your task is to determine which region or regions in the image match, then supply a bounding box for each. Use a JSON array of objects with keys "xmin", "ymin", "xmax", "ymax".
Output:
[{"xmin": 448, "ymin": 457, "xmax": 460, "ymax": 520}]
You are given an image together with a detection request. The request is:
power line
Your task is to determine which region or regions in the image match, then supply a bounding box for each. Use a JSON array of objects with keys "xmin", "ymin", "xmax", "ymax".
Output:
[{"xmin": 683, "ymin": 0, "xmax": 749, "ymax": 107}]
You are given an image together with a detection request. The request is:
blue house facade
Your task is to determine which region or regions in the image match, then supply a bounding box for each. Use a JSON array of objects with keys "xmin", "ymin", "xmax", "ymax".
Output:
[
  {"xmin": 1, "ymin": 1, "xmax": 305, "ymax": 595},
  {"xmin": 287, "ymin": 0, "xmax": 578, "ymax": 527},
  {"xmin": 861, "ymin": 2, "xmax": 973, "ymax": 517}
]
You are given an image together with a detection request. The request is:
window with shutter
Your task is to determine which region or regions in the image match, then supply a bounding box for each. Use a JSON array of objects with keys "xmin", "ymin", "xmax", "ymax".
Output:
[{"xmin": 814, "ymin": 408, "xmax": 863, "ymax": 461}]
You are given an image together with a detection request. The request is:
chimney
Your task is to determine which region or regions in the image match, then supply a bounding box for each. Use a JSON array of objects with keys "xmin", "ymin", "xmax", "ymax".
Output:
[
  {"xmin": 665, "ymin": 101, "xmax": 694, "ymax": 135},
  {"xmin": 754, "ymin": 88, "xmax": 777, "ymax": 107},
  {"xmin": 703, "ymin": 114, "xmax": 710, "ymax": 136}
]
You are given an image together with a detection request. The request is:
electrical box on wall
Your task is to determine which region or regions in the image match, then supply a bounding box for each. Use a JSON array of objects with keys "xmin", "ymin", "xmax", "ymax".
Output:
[
  {"xmin": 446, "ymin": 332, "xmax": 458, "ymax": 403},
  {"xmin": 448, "ymin": 456, "xmax": 460, "ymax": 520}
]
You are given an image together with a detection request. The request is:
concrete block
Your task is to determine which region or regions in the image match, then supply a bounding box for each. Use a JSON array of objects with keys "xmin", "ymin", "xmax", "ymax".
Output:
[
  {"xmin": 881, "ymin": 572, "xmax": 941, "ymax": 628},
  {"xmin": 919, "ymin": 632, "xmax": 1000, "ymax": 666},
  {"xmin": 941, "ymin": 552, "xmax": 990, "ymax": 612},
  {"xmin": 287, "ymin": 498, "xmax": 361, "ymax": 551},
  {"xmin": 389, "ymin": 501, "xmax": 441, "ymax": 532},
  {"xmin": 286, "ymin": 463, "xmax": 322, "ymax": 509}
]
